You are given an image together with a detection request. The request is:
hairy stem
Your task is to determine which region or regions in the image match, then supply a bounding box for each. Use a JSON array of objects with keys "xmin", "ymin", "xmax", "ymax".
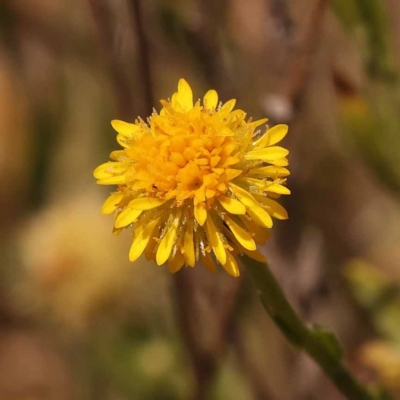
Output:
[{"xmin": 241, "ymin": 255, "xmax": 391, "ymax": 400}]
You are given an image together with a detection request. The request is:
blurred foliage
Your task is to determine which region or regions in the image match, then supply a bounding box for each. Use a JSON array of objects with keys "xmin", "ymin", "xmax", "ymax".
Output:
[{"xmin": 345, "ymin": 260, "xmax": 400, "ymax": 393}]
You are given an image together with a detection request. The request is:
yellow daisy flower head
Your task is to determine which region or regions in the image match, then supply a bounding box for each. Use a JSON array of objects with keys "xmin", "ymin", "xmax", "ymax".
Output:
[{"xmin": 94, "ymin": 79, "xmax": 290, "ymax": 277}]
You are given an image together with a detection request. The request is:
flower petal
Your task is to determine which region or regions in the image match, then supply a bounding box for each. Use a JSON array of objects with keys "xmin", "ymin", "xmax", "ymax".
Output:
[
  {"xmin": 156, "ymin": 213, "xmax": 181, "ymax": 265},
  {"xmin": 256, "ymin": 196, "xmax": 288, "ymax": 219},
  {"xmin": 203, "ymin": 89, "xmax": 218, "ymax": 110},
  {"xmin": 244, "ymin": 146, "xmax": 289, "ymax": 161},
  {"xmin": 194, "ymin": 202, "xmax": 207, "ymax": 226},
  {"xmin": 218, "ymin": 196, "xmax": 246, "ymax": 215},
  {"xmin": 97, "ymin": 175, "xmax": 126, "ymax": 185},
  {"xmin": 249, "ymin": 166, "xmax": 290, "ymax": 178},
  {"xmin": 101, "ymin": 192, "xmax": 124, "ymax": 214},
  {"xmin": 168, "ymin": 251, "xmax": 185, "ymax": 273},
  {"xmin": 129, "ymin": 217, "xmax": 160, "ymax": 262},
  {"xmin": 254, "ymin": 124, "xmax": 288, "ymax": 148},
  {"xmin": 241, "ymin": 217, "xmax": 271, "ymax": 246},
  {"xmin": 183, "ymin": 220, "xmax": 196, "ymax": 267},
  {"xmin": 111, "ymin": 120, "xmax": 140, "ymax": 137},
  {"xmin": 205, "ymin": 217, "xmax": 226, "ymax": 265},
  {"xmin": 129, "ymin": 197, "xmax": 166, "ymax": 210},
  {"xmin": 115, "ymin": 208, "xmax": 143, "ymax": 228},
  {"xmin": 247, "ymin": 206, "xmax": 273, "ymax": 228},
  {"xmin": 222, "ymin": 252, "xmax": 240, "ymax": 277},
  {"xmin": 177, "ymin": 79, "xmax": 193, "ymax": 111},
  {"xmin": 266, "ymin": 183, "xmax": 291, "ymax": 195},
  {"xmin": 221, "ymin": 99, "xmax": 236, "ymax": 114},
  {"xmin": 269, "ymin": 157, "xmax": 289, "ymax": 167},
  {"xmin": 201, "ymin": 252, "xmax": 217, "ymax": 273},
  {"xmin": 93, "ymin": 162, "xmax": 115, "ymax": 179},
  {"xmin": 224, "ymin": 215, "xmax": 256, "ymax": 251}
]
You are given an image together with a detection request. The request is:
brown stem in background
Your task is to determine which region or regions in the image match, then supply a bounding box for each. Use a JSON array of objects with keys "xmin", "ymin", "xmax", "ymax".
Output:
[
  {"xmin": 232, "ymin": 322, "xmax": 282, "ymax": 400},
  {"xmin": 127, "ymin": 0, "xmax": 154, "ymax": 115},
  {"xmin": 268, "ymin": 0, "xmax": 294, "ymax": 42},
  {"xmin": 265, "ymin": 0, "xmax": 330, "ymax": 124},
  {"xmin": 184, "ymin": 0, "xmax": 233, "ymax": 98},
  {"xmin": 173, "ymin": 270, "xmax": 241, "ymax": 400},
  {"xmin": 279, "ymin": 0, "xmax": 330, "ymax": 107},
  {"xmin": 89, "ymin": 0, "xmax": 134, "ymax": 119}
]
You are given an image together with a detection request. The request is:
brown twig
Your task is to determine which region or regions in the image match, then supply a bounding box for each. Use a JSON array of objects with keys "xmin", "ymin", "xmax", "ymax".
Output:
[
  {"xmin": 232, "ymin": 321, "xmax": 282, "ymax": 400},
  {"xmin": 279, "ymin": 0, "xmax": 330, "ymax": 106},
  {"xmin": 127, "ymin": 0, "xmax": 154, "ymax": 116},
  {"xmin": 264, "ymin": 0, "xmax": 330, "ymax": 124},
  {"xmin": 89, "ymin": 0, "xmax": 135, "ymax": 119},
  {"xmin": 173, "ymin": 270, "xmax": 241, "ymax": 400},
  {"xmin": 268, "ymin": 0, "xmax": 294, "ymax": 43}
]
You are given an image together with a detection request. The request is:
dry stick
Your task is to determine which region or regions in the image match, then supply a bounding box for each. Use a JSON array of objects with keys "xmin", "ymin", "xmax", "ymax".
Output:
[
  {"xmin": 127, "ymin": 0, "xmax": 154, "ymax": 115},
  {"xmin": 268, "ymin": 0, "xmax": 294, "ymax": 42},
  {"xmin": 173, "ymin": 271, "xmax": 241, "ymax": 400},
  {"xmin": 279, "ymin": 0, "xmax": 330, "ymax": 111},
  {"xmin": 89, "ymin": 0, "xmax": 134, "ymax": 119},
  {"xmin": 232, "ymin": 322, "xmax": 282, "ymax": 400}
]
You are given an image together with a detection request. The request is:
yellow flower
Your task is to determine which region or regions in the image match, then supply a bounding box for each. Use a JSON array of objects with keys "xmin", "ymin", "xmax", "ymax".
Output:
[{"xmin": 94, "ymin": 79, "xmax": 290, "ymax": 277}]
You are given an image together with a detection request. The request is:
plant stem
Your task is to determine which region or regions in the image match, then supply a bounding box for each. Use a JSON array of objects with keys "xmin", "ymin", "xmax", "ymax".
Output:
[{"xmin": 241, "ymin": 255, "xmax": 391, "ymax": 400}]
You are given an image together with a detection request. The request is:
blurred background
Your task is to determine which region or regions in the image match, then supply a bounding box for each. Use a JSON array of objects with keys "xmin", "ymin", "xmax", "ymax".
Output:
[{"xmin": 1, "ymin": 0, "xmax": 400, "ymax": 399}]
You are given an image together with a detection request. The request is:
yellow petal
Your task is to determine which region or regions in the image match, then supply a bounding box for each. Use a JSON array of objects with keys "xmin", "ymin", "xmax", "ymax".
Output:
[
  {"xmin": 239, "ymin": 247, "xmax": 266, "ymax": 263},
  {"xmin": 224, "ymin": 216, "xmax": 256, "ymax": 251},
  {"xmin": 254, "ymin": 124, "xmax": 288, "ymax": 148},
  {"xmin": 218, "ymin": 196, "xmax": 246, "ymax": 215},
  {"xmin": 248, "ymin": 118, "xmax": 268, "ymax": 130},
  {"xmin": 240, "ymin": 177, "xmax": 267, "ymax": 189},
  {"xmin": 244, "ymin": 146, "xmax": 289, "ymax": 161},
  {"xmin": 110, "ymin": 150, "xmax": 126, "ymax": 161},
  {"xmin": 266, "ymin": 183, "xmax": 291, "ymax": 195},
  {"xmin": 247, "ymin": 206, "xmax": 273, "ymax": 228},
  {"xmin": 129, "ymin": 197, "xmax": 166, "ymax": 210},
  {"xmin": 183, "ymin": 220, "xmax": 195, "ymax": 267},
  {"xmin": 168, "ymin": 251, "xmax": 185, "ymax": 273},
  {"xmin": 230, "ymin": 185, "xmax": 274, "ymax": 228},
  {"xmin": 224, "ymin": 169, "xmax": 242, "ymax": 180},
  {"xmin": 116, "ymin": 134, "xmax": 129, "ymax": 148},
  {"xmin": 111, "ymin": 120, "xmax": 140, "ymax": 137},
  {"xmin": 205, "ymin": 217, "xmax": 226, "ymax": 265},
  {"xmin": 156, "ymin": 213, "xmax": 181, "ymax": 265},
  {"xmin": 256, "ymin": 196, "xmax": 288, "ymax": 219},
  {"xmin": 115, "ymin": 208, "xmax": 142, "ymax": 228},
  {"xmin": 203, "ymin": 89, "xmax": 218, "ymax": 110},
  {"xmin": 97, "ymin": 175, "xmax": 126, "ymax": 185},
  {"xmin": 229, "ymin": 183, "xmax": 258, "ymax": 207},
  {"xmin": 94, "ymin": 162, "xmax": 114, "ymax": 179},
  {"xmin": 221, "ymin": 99, "xmax": 236, "ymax": 114},
  {"xmin": 101, "ymin": 192, "xmax": 124, "ymax": 214},
  {"xmin": 222, "ymin": 252, "xmax": 240, "ymax": 277},
  {"xmin": 241, "ymin": 217, "xmax": 271, "ymax": 246},
  {"xmin": 201, "ymin": 252, "xmax": 217, "ymax": 273},
  {"xmin": 269, "ymin": 157, "xmax": 289, "ymax": 167},
  {"xmin": 144, "ymin": 237, "xmax": 157, "ymax": 261},
  {"xmin": 177, "ymin": 79, "xmax": 193, "ymax": 111},
  {"xmin": 249, "ymin": 166, "xmax": 290, "ymax": 178},
  {"xmin": 194, "ymin": 202, "xmax": 207, "ymax": 226},
  {"xmin": 129, "ymin": 217, "xmax": 160, "ymax": 262}
]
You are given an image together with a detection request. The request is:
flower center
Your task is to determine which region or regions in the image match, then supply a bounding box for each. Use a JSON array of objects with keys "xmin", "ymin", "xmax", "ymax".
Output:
[{"xmin": 128, "ymin": 104, "xmax": 242, "ymax": 205}]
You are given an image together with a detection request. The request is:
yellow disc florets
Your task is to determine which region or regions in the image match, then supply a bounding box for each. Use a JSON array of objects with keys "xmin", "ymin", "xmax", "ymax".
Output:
[{"xmin": 94, "ymin": 79, "xmax": 290, "ymax": 276}]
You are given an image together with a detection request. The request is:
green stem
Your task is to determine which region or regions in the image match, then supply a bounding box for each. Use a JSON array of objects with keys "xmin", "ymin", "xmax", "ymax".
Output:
[{"xmin": 241, "ymin": 255, "xmax": 391, "ymax": 400}]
